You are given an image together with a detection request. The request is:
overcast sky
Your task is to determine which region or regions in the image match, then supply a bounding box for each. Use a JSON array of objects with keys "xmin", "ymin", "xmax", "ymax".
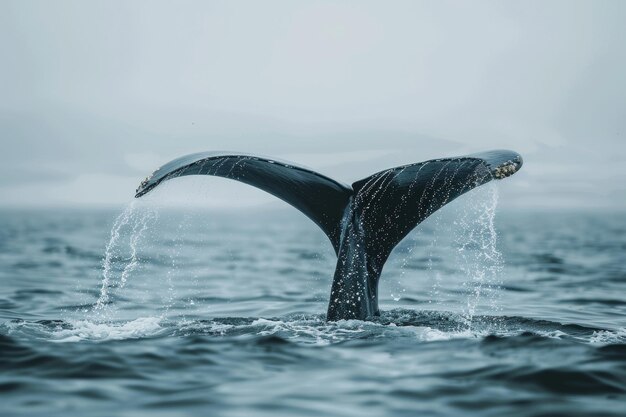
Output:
[{"xmin": 1, "ymin": 0, "xmax": 624, "ymax": 209}]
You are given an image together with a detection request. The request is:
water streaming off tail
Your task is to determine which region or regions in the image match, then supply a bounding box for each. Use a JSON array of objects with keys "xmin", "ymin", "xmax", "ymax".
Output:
[
  {"xmin": 93, "ymin": 201, "xmax": 158, "ymax": 317},
  {"xmin": 91, "ymin": 179, "xmax": 502, "ymax": 326},
  {"xmin": 392, "ymin": 183, "xmax": 503, "ymax": 329},
  {"xmin": 454, "ymin": 182, "xmax": 502, "ymax": 328}
]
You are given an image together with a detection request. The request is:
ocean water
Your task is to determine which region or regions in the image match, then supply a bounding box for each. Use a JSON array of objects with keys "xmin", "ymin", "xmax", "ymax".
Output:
[{"xmin": 1, "ymin": 188, "xmax": 625, "ymax": 416}]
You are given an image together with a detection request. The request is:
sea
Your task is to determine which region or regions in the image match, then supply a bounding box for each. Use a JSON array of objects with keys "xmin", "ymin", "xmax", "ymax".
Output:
[{"xmin": 1, "ymin": 185, "xmax": 624, "ymax": 417}]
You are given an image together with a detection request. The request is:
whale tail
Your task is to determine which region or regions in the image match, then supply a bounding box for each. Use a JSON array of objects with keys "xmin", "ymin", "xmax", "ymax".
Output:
[
  {"xmin": 135, "ymin": 150, "xmax": 522, "ymax": 321},
  {"xmin": 327, "ymin": 151, "xmax": 522, "ymax": 320}
]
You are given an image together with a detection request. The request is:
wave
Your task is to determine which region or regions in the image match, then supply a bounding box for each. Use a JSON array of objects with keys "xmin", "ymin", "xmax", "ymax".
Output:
[{"xmin": 2, "ymin": 309, "xmax": 624, "ymax": 346}]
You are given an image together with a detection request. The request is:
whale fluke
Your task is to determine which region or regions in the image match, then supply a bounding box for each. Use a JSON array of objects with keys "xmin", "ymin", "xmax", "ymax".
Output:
[
  {"xmin": 135, "ymin": 152, "xmax": 352, "ymax": 253},
  {"xmin": 328, "ymin": 150, "xmax": 522, "ymax": 320},
  {"xmin": 135, "ymin": 150, "xmax": 522, "ymax": 321}
]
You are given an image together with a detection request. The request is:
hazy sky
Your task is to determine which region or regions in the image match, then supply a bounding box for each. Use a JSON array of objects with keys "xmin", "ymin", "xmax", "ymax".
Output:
[{"xmin": 1, "ymin": 0, "xmax": 625, "ymax": 209}]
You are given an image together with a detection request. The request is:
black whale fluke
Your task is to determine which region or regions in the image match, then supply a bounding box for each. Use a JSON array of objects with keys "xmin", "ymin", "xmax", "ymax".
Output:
[{"xmin": 135, "ymin": 150, "xmax": 523, "ymax": 321}]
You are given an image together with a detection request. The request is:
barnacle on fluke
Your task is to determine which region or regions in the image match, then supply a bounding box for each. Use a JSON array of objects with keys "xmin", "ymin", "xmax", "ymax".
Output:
[
  {"xmin": 493, "ymin": 157, "xmax": 522, "ymax": 179},
  {"xmin": 136, "ymin": 171, "xmax": 157, "ymax": 195}
]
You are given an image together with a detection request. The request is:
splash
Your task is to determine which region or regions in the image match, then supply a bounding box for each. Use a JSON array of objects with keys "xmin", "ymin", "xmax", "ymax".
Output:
[
  {"xmin": 454, "ymin": 182, "xmax": 503, "ymax": 328},
  {"xmin": 89, "ymin": 201, "xmax": 194, "ymax": 324},
  {"xmin": 94, "ymin": 201, "xmax": 157, "ymax": 312},
  {"xmin": 120, "ymin": 208, "xmax": 154, "ymax": 288},
  {"xmin": 395, "ymin": 183, "xmax": 503, "ymax": 329},
  {"xmin": 161, "ymin": 211, "xmax": 192, "ymax": 316}
]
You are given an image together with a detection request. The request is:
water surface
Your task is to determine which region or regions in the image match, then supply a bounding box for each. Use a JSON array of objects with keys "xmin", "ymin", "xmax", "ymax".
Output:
[{"xmin": 1, "ymin": 194, "xmax": 624, "ymax": 416}]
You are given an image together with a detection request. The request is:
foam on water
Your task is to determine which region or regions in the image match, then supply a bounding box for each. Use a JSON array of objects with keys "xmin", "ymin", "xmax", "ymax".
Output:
[
  {"xmin": 51, "ymin": 317, "xmax": 164, "ymax": 343},
  {"xmin": 589, "ymin": 328, "xmax": 626, "ymax": 345},
  {"xmin": 4, "ymin": 308, "xmax": 623, "ymax": 348},
  {"xmin": 170, "ymin": 315, "xmax": 484, "ymax": 345}
]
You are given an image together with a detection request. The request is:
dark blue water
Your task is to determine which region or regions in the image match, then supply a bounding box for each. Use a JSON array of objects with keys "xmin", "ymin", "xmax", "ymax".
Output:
[{"xmin": 1, "ymin": 189, "xmax": 625, "ymax": 416}]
